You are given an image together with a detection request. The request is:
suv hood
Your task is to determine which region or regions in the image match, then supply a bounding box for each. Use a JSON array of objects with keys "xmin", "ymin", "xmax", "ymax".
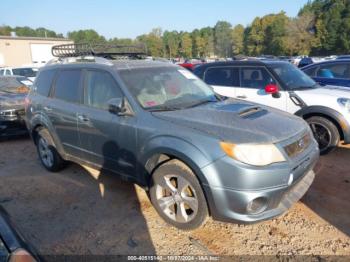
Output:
[
  {"xmin": 0, "ymin": 92, "xmax": 26, "ymax": 110},
  {"xmin": 152, "ymin": 99, "xmax": 308, "ymax": 144}
]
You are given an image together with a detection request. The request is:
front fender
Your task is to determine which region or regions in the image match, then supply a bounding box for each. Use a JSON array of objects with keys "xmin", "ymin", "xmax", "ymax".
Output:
[
  {"xmin": 295, "ymin": 105, "xmax": 350, "ymax": 143},
  {"xmin": 139, "ymin": 135, "xmax": 215, "ymax": 185}
]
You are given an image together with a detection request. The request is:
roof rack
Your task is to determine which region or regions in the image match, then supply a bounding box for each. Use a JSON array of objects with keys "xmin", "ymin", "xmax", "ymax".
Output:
[{"xmin": 51, "ymin": 43, "xmax": 147, "ymax": 59}]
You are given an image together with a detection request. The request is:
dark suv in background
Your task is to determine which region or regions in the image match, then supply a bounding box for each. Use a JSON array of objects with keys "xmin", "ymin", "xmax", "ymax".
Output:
[{"xmin": 25, "ymin": 44, "xmax": 319, "ymax": 230}]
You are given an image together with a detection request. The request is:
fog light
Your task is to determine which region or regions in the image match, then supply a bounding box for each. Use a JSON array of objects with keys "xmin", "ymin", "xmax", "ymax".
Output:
[{"xmin": 247, "ymin": 197, "xmax": 268, "ymax": 214}]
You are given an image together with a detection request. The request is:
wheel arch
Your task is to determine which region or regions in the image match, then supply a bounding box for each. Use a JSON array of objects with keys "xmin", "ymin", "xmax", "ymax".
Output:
[{"xmin": 295, "ymin": 106, "xmax": 347, "ymax": 140}]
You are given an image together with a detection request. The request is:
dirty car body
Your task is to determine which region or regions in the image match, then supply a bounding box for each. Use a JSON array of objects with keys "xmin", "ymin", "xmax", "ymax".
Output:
[
  {"xmin": 25, "ymin": 56, "xmax": 319, "ymax": 228},
  {"xmin": 0, "ymin": 76, "xmax": 31, "ymax": 137}
]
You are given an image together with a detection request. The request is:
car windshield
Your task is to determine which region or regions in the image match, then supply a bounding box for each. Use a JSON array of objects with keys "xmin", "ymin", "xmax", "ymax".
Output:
[
  {"xmin": 0, "ymin": 77, "xmax": 31, "ymax": 94},
  {"xmin": 12, "ymin": 68, "xmax": 37, "ymax": 78},
  {"xmin": 269, "ymin": 62, "xmax": 317, "ymax": 90},
  {"xmin": 119, "ymin": 66, "xmax": 218, "ymax": 111}
]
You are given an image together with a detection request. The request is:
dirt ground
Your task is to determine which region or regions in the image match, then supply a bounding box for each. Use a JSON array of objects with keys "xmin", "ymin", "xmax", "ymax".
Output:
[{"xmin": 0, "ymin": 137, "xmax": 349, "ymax": 258}]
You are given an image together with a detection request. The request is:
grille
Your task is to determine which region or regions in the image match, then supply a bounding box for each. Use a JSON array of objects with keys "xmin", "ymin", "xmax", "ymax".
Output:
[{"xmin": 284, "ymin": 133, "xmax": 311, "ymax": 158}]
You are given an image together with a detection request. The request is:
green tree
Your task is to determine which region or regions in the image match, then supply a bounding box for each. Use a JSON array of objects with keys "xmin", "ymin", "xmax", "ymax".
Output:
[
  {"xmin": 299, "ymin": 0, "xmax": 350, "ymax": 55},
  {"xmin": 136, "ymin": 28, "xmax": 163, "ymax": 57},
  {"xmin": 163, "ymin": 30, "xmax": 180, "ymax": 58},
  {"xmin": 214, "ymin": 21, "xmax": 233, "ymax": 57},
  {"xmin": 0, "ymin": 25, "xmax": 12, "ymax": 36},
  {"xmin": 231, "ymin": 24, "xmax": 245, "ymax": 55},
  {"xmin": 284, "ymin": 12, "xmax": 316, "ymax": 55},
  {"xmin": 200, "ymin": 27, "xmax": 215, "ymax": 57},
  {"xmin": 179, "ymin": 32, "xmax": 192, "ymax": 58},
  {"xmin": 68, "ymin": 29, "xmax": 106, "ymax": 43}
]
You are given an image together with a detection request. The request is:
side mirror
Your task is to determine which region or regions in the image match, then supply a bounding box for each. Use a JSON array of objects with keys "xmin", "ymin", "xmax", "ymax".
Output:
[
  {"xmin": 265, "ymin": 84, "xmax": 279, "ymax": 94},
  {"xmin": 108, "ymin": 98, "xmax": 125, "ymax": 115}
]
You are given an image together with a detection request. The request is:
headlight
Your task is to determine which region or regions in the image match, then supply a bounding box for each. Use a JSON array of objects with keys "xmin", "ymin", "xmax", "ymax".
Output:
[
  {"xmin": 338, "ymin": 98, "xmax": 350, "ymax": 112},
  {"xmin": 220, "ymin": 142, "xmax": 286, "ymax": 166}
]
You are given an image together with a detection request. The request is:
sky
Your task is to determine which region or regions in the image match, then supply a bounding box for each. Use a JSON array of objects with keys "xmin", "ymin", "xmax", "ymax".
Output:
[{"xmin": 1, "ymin": 0, "xmax": 309, "ymax": 39}]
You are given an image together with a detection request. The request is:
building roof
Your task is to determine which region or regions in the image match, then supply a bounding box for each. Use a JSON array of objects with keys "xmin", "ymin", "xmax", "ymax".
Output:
[{"xmin": 0, "ymin": 36, "xmax": 72, "ymax": 42}]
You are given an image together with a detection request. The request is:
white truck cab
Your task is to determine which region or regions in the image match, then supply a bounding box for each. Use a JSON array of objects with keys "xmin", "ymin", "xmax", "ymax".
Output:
[{"xmin": 194, "ymin": 60, "xmax": 350, "ymax": 154}]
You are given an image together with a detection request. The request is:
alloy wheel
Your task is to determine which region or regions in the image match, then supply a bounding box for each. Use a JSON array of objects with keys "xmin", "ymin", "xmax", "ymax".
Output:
[
  {"xmin": 155, "ymin": 174, "xmax": 198, "ymax": 223},
  {"xmin": 38, "ymin": 137, "xmax": 54, "ymax": 168}
]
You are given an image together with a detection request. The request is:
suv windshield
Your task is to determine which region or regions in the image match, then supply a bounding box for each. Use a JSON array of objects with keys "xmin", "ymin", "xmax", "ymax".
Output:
[
  {"xmin": 269, "ymin": 62, "xmax": 317, "ymax": 90},
  {"xmin": 119, "ymin": 67, "xmax": 218, "ymax": 111},
  {"xmin": 12, "ymin": 68, "xmax": 37, "ymax": 78}
]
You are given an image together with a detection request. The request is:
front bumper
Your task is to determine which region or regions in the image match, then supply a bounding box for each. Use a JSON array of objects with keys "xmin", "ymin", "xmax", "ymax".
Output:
[
  {"xmin": 0, "ymin": 109, "xmax": 27, "ymax": 137},
  {"xmin": 201, "ymin": 141, "xmax": 319, "ymax": 224}
]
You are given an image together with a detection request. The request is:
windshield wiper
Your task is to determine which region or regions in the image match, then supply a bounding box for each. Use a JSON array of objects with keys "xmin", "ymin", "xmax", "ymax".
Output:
[
  {"xmin": 184, "ymin": 99, "xmax": 217, "ymax": 109},
  {"xmin": 148, "ymin": 105, "xmax": 181, "ymax": 112}
]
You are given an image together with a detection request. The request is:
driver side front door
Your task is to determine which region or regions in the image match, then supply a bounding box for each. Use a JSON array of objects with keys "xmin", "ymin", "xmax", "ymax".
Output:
[{"xmin": 234, "ymin": 66, "xmax": 288, "ymax": 111}]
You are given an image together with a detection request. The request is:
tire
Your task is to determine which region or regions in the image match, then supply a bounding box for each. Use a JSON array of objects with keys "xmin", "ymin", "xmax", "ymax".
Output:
[
  {"xmin": 306, "ymin": 116, "xmax": 340, "ymax": 155},
  {"xmin": 36, "ymin": 128, "xmax": 67, "ymax": 172},
  {"xmin": 149, "ymin": 159, "xmax": 208, "ymax": 230}
]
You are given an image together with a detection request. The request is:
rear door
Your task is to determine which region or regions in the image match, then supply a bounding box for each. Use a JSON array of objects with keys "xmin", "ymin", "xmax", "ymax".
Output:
[
  {"xmin": 235, "ymin": 66, "xmax": 288, "ymax": 110},
  {"xmin": 78, "ymin": 69, "xmax": 137, "ymax": 176},
  {"xmin": 47, "ymin": 69, "xmax": 84, "ymax": 157},
  {"xmin": 203, "ymin": 66, "xmax": 239, "ymax": 97}
]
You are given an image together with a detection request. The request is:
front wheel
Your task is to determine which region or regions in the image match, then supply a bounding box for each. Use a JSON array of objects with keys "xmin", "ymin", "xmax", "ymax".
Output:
[
  {"xmin": 306, "ymin": 116, "xmax": 339, "ymax": 155},
  {"xmin": 150, "ymin": 160, "xmax": 208, "ymax": 230}
]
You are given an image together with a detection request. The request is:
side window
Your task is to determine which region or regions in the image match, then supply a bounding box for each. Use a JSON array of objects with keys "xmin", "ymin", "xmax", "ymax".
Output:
[
  {"xmin": 303, "ymin": 66, "xmax": 318, "ymax": 77},
  {"xmin": 0, "ymin": 69, "xmax": 4, "ymax": 75},
  {"xmin": 53, "ymin": 70, "xmax": 82, "ymax": 103},
  {"xmin": 240, "ymin": 67, "xmax": 276, "ymax": 89},
  {"xmin": 84, "ymin": 70, "xmax": 123, "ymax": 110},
  {"xmin": 204, "ymin": 67, "xmax": 239, "ymax": 87},
  {"xmin": 35, "ymin": 69, "xmax": 56, "ymax": 96},
  {"xmin": 317, "ymin": 63, "xmax": 349, "ymax": 79},
  {"xmin": 5, "ymin": 69, "xmax": 11, "ymax": 75}
]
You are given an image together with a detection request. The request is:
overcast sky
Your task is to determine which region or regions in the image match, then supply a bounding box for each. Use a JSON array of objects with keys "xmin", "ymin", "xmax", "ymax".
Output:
[{"xmin": 1, "ymin": 0, "xmax": 309, "ymax": 39}]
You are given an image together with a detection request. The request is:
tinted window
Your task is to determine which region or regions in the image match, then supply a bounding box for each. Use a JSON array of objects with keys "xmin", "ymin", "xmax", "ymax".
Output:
[
  {"xmin": 270, "ymin": 63, "xmax": 316, "ymax": 90},
  {"xmin": 317, "ymin": 63, "xmax": 350, "ymax": 79},
  {"xmin": 5, "ymin": 70, "xmax": 11, "ymax": 75},
  {"xmin": 54, "ymin": 70, "xmax": 81, "ymax": 103},
  {"xmin": 0, "ymin": 69, "xmax": 4, "ymax": 75},
  {"xmin": 303, "ymin": 66, "xmax": 318, "ymax": 77},
  {"xmin": 205, "ymin": 67, "xmax": 239, "ymax": 86},
  {"xmin": 84, "ymin": 70, "xmax": 122, "ymax": 110},
  {"xmin": 12, "ymin": 68, "xmax": 37, "ymax": 77},
  {"xmin": 35, "ymin": 70, "xmax": 56, "ymax": 96},
  {"xmin": 240, "ymin": 67, "xmax": 276, "ymax": 89}
]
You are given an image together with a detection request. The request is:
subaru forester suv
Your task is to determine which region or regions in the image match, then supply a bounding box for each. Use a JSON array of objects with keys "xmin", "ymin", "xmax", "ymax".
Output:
[{"xmin": 25, "ymin": 44, "xmax": 319, "ymax": 230}]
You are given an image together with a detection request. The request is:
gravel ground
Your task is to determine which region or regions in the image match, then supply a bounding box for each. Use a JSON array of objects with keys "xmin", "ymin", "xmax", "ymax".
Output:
[{"xmin": 0, "ymin": 137, "xmax": 349, "ymax": 258}]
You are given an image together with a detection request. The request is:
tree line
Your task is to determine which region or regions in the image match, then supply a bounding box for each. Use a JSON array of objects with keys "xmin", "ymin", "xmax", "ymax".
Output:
[{"xmin": 1, "ymin": 0, "xmax": 349, "ymax": 58}]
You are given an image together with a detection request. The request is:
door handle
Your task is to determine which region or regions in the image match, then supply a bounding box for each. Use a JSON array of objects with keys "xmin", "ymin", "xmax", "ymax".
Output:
[
  {"xmin": 236, "ymin": 95, "xmax": 247, "ymax": 99},
  {"xmin": 77, "ymin": 114, "xmax": 90, "ymax": 122},
  {"xmin": 43, "ymin": 106, "xmax": 52, "ymax": 112}
]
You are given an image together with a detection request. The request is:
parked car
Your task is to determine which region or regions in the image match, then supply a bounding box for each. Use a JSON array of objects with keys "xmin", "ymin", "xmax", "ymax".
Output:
[
  {"xmin": 0, "ymin": 67, "xmax": 38, "ymax": 81},
  {"xmin": 25, "ymin": 44, "xmax": 319, "ymax": 230},
  {"xmin": 336, "ymin": 55, "xmax": 350, "ymax": 60},
  {"xmin": 0, "ymin": 205, "xmax": 40, "ymax": 262},
  {"xmin": 178, "ymin": 59, "xmax": 203, "ymax": 72},
  {"xmin": 194, "ymin": 60, "xmax": 350, "ymax": 154},
  {"xmin": 298, "ymin": 57, "xmax": 313, "ymax": 68},
  {"xmin": 301, "ymin": 59, "xmax": 350, "ymax": 87},
  {"xmin": 0, "ymin": 76, "xmax": 31, "ymax": 138}
]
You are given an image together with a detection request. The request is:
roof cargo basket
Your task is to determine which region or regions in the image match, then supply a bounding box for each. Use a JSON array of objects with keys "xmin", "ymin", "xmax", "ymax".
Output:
[{"xmin": 51, "ymin": 43, "xmax": 147, "ymax": 59}]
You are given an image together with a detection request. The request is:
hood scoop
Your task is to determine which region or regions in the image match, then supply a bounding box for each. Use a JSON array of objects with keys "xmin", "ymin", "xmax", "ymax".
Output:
[{"xmin": 238, "ymin": 106, "xmax": 266, "ymax": 119}]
